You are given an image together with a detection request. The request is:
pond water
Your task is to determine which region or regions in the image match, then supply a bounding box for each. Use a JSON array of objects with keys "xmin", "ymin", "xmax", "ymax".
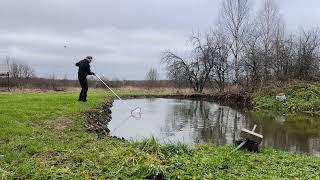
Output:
[{"xmin": 109, "ymin": 98, "xmax": 320, "ymax": 156}]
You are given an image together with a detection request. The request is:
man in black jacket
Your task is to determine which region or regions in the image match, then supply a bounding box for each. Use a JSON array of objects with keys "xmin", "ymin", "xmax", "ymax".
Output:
[{"xmin": 75, "ymin": 56, "xmax": 95, "ymax": 102}]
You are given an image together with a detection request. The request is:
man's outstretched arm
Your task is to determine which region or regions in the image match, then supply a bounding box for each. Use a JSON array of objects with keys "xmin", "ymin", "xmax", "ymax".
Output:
[{"xmin": 87, "ymin": 65, "xmax": 95, "ymax": 75}]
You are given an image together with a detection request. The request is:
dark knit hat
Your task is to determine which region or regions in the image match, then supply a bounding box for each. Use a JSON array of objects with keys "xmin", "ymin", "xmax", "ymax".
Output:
[{"xmin": 86, "ymin": 56, "xmax": 93, "ymax": 60}]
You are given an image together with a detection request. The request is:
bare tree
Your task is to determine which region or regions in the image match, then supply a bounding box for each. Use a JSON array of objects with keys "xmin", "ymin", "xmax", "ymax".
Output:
[
  {"xmin": 162, "ymin": 35, "xmax": 216, "ymax": 93},
  {"xmin": 294, "ymin": 28, "xmax": 320, "ymax": 80},
  {"xmin": 49, "ymin": 73, "xmax": 57, "ymax": 90},
  {"xmin": 145, "ymin": 67, "xmax": 159, "ymax": 88},
  {"xmin": 243, "ymin": 22, "xmax": 263, "ymax": 87},
  {"xmin": 10, "ymin": 61, "xmax": 35, "ymax": 79},
  {"xmin": 257, "ymin": 0, "xmax": 281, "ymax": 82},
  {"xmin": 272, "ymin": 23, "xmax": 294, "ymax": 81},
  {"xmin": 10, "ymin": 62, "xmax": 20, "ymax": 78},
  {"xmin": 161, "ymin": 0, "xmax": 320, "ymax": 91},
  {"xmin": 62, "ymin": 74, "xmax": 69, "ymax": 88},
  {"xmin": 21, "ymin": 63, "xmax": 35, "ymax": 78},
  {"xmin": 219, "ymin": 0, "xmax": 251, "ymax": 82},
  {"xmin": 208, "ymin": 31, "xmax": 231, "ymax": 92}
]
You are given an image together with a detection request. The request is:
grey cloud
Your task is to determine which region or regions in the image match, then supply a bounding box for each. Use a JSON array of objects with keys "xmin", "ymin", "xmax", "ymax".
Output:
[
  {"xmin": 0, "ymin": 0, "xmax": 218, "ymax": 31},
  {"xmin": 0, "ymin": 0, "xmax": 319, "ymax": 80}
]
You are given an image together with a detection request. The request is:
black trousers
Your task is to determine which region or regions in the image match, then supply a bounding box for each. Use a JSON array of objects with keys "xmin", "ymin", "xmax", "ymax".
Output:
[{"xmin": 78, "ymin": 77, "xmax": 88, "ymax": 101}]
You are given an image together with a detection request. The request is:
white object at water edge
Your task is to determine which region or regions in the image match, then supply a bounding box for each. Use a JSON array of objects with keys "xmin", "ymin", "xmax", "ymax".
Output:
[{"xmin": 276, "ymin": 95, "xmax": 286, "ymax": 101}]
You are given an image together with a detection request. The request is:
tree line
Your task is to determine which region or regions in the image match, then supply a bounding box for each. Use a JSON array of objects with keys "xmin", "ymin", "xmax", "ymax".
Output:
[
  {"xmin": 10, "ymin": 61, "xmax": 35, "ymax": 79},
  {"xmin": 0, "ymin": 60, "xmax": 176, "ymax": 90},
  {"xmin": 162, "ymin": 0, "xmax": 320, "ymax": 93}
]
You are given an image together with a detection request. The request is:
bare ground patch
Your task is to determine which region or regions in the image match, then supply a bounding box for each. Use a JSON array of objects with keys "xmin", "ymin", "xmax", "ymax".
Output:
[
  {"xmin": 46, "ymin": 116, "xmax": 73, "ymax": 130},
  {"xmin": 84, "ymin": 102, "xmax": 113, "ymax": 137}
]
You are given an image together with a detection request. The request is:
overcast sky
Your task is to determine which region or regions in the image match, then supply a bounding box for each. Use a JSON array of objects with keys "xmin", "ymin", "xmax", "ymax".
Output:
[{"xmin": 0, "ymin": 0, "xmax": 319, "ymax": 80}]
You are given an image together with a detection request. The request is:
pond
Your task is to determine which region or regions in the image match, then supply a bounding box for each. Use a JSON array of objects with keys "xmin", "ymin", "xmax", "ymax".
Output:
[{"xmin": 109, "ymin": 98, "xmax": 320, "ymax": 156}]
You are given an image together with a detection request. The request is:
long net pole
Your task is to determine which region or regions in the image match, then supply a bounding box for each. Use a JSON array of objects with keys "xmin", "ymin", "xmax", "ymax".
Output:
[{"xmin": 95, "ymin": 74, "xmax": 122, "ymax": 101}]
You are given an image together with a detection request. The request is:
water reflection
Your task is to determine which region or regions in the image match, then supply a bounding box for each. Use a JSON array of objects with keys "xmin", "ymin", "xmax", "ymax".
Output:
[{"xmin": 109, "ymin": 98, "xmax": 320, "ymax": 156}]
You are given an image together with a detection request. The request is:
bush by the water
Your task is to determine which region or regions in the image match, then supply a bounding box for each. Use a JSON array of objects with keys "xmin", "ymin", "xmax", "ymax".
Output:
[{"xmin": 252, "ymin": 81, "xmax": 320, "ymax": 114}]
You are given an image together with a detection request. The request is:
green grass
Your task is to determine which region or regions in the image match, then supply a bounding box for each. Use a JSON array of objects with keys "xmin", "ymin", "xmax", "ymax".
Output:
[
  {"xmin": 251, "ymin": 81, "xmax": 320, "ymax": 114},
  {"xmin": 0, "ymin": 90, "xmax": 319, "ymax": 179}
]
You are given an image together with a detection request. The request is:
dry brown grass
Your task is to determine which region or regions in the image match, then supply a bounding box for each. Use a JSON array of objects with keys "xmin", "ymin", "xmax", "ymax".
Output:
[
  {"xmin": 46, "ymin": 116, "xmax": 73, "ymax": 131},
  {"xmin": 1, "ymin": 85, "xmax": 246, "ymax": 95}
]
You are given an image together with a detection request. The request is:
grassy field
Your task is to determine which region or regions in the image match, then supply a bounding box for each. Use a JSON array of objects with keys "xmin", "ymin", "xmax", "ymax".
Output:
[{"xmin": 0, "ymin": 90, "xmax": 319, "ymax": 179}]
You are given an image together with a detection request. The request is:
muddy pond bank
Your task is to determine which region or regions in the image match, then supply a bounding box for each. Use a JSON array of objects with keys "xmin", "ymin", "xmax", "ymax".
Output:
[
  {"xmin": 84, "ymin": 102, "xmax": 112, "ymax": 136},
  {"xmin": 122, "ymin": 93, "xmax": 252, "ymax": 109}
]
